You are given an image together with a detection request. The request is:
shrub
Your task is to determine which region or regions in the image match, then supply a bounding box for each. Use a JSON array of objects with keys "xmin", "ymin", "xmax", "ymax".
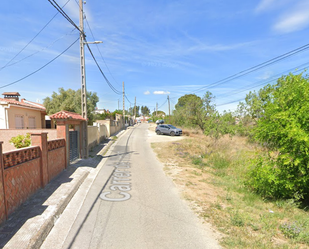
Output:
[
  {"xmin": 9, "ymin": 133, "xmax": 31, "ymax": 148},
  {"xmin": 248, "ymin": 72, "xmax": 309, "ymax": 199}
]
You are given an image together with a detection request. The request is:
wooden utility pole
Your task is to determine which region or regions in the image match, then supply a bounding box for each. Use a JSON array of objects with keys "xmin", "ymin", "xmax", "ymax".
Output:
[{"xmin": 79, "ymin": 0, "xmax": 88, "ymax": 158}]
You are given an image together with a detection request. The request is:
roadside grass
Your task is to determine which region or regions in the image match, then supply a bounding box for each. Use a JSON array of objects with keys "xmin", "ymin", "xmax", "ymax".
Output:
[{"xmin": 151, "ymin": 132, "xmax": 309, "ymax": 249}]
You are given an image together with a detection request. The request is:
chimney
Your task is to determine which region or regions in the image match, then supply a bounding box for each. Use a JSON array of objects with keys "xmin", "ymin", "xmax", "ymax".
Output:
[{"xmin": 2, "ymin": 92, "xmax": 20, "ymax": 101}]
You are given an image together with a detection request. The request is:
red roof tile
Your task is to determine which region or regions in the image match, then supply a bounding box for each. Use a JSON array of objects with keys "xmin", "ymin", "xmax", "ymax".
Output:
[
  {"xmin": 49, "ymin": 111, "xmax": 86, "ymax": 121},
  {"xmin": 2, "ymin": 92, "xmax": 20, "ymax": 96},
  {"xmin": 0, "ymin": 97, "xmax": 46, "ymax": 111}
]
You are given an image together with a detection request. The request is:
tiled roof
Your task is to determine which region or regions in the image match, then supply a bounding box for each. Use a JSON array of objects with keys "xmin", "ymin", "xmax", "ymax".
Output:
[
  {"xmin": 0, "ymin": 97, "xmax": 46, "ymax": 111},
  {"xmin": 49, "ymin": 111, "xmax": 86, "ymax": 121},
  {"xmin": 2, "ymin": 92, "xmax": 20, "ymax": 96}
]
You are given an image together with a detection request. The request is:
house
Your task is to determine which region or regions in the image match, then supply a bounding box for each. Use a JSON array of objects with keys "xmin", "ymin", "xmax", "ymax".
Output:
[
  {"xmin": 0, "ymin": 92, "xmax": 47, "ymax": 129},
  {"xmin": 93, "ymin": 107, "xmax": 110, "ymax": 115}
]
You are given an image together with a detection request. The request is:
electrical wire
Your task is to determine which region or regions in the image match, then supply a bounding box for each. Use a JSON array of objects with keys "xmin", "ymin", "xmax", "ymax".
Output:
[
  {"xmin": 216, "ymin": 97, "xmax": 246, "ymax": 107},
  {"xmin": 0, "ymin": 29, "xmax": 76, "ymax": 70},
  {"xmin": 125, "ymin": 94, "xmax": 134, "ymax": 105},
  {"xmin": 191, "ymin": 43, "xmax": 309, "ymax": 94},
  {"xmin": 48, "ymin": 0, "xmax": 83, "ymax": 35},
  {"xmin": 0, "ymin": 37, "xmax": 79, "ymax": 89},
  {"xmin": 158, "ymin": 99, "xmax": 167, "ymax": 109},
  {"xmin": 84, "ymin": 40, "xmax": 122, "ymax": 95},
  {"xmin": 84, "ymin": 16, "xmax": 122, "ymax": 88},
  {"xmin": 214, "ymin": 62, "xmax": 309, "ymax": 107},
  {"xmin": 0, "ymin": 0, "xmax": 72, "ymax": 71},
  {"xmin": 49, "ymin": 0, "xmax": 123, "ymax": 95}
]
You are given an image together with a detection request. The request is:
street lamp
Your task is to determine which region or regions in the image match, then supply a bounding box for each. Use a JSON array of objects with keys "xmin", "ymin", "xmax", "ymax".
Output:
[{"xmin": 84, "ymin": 41, "xmax": 103, "ymax": 44}]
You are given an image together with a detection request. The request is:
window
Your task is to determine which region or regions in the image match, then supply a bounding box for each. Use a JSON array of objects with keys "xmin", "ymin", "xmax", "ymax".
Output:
[
  {"xmin": 28, "ymin": 117, "xmax": 36, "ymax": 129},
  {"xmin": 15, "ymin": 115, "xmax": 24, "ymax": 129}
]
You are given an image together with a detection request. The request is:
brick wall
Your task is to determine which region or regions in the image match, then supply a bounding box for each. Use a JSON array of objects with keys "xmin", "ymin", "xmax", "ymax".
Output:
[
  {"xmin": 0, "ymin": 129, "xmax": 57, "ymax": 152},
  {"xmin": 0, "ymin": 134, "xmax": 66, "ymax": 224},
  {"xmin": 4, "ymin": 157, "xmax": 41, "ymax": 216},
  {"xmin": 0, "ymin": 143, "xmax": 6, "ymax": 223},
  {"xmin": 47, "ymin": 139, "xmax": 66, "ymax": 181}
]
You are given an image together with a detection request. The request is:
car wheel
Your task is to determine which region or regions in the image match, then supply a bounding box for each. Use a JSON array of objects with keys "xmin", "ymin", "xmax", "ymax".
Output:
[
  {"xmin": 170, "ymin": 131, "xmax": 175, "ymax": 136},
  {"xmin": 156, "ymin": 130, "xmax": 161, "ymax": 135}
]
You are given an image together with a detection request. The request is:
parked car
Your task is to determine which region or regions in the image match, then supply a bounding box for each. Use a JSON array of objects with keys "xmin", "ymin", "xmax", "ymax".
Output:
[
  {"xmin": 155, "ymin": 119, "xmax": 164, "ymax": 124},
  {"xmin": 155, "ymin": 124, "xmax": 182, "ymax": 136}
]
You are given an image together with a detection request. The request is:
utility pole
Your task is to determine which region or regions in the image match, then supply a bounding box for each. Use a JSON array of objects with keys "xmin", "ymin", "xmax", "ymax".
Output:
[
  {"xmin": 134, "ymin": 97, "xmax": 136, "ymax": 119},
  {"xmin": 156, "ymin": 102, "xmax": 158, "ymax": 116},
  {"xmin": 123, "ymin": 82, "xmax": 125, "ymax": 125},
  {"xmin": 167, "ymin": 95, "xmax": 170, "ymax": 123},
  {"xmin": 167, "ymin": 95, "xmax": 170, "ymax": 117},
  {"xmin": 79, "ymin": 0, "xmax": 88, "ymax": 158}
]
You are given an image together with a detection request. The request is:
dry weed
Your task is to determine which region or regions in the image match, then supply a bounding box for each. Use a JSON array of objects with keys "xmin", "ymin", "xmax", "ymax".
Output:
[{"xmin": 151, "ymin": 131, "xmax": 309, "ymax": 249}]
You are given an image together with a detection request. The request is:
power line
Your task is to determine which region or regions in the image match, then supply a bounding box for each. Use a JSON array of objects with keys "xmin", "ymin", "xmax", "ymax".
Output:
[
  {"xmin": 48, "ymin": 0, "xmax": 83, "ymax": 34},
  {"xmin": 215, "ymin": 62, "xmax": 309, "ymax": 107},
  {"xmin": 49, "ymin": 0, "xmax": 122, "ymax": 95},
  {"xmin": 216, "ymin": 98, "xmax": 246, "ymax": 107},
  {"xmin": 0, "ymin": 37, "xmax": 79, "ymax": 89},
  {"xmin": 0, "ymin": 29, "xmax": 76, "ymax": 70},
  {"xmin": 125, "ymin": 94, "xmax": 133, "ymax": 105},
  {"xmin": 84, "ymin": 41, "xmax": 122, "ymax": 95},
  {"xmin": 0, "ymin": 0, "xmax": 72, "ymax": 71},
  {"xmin": 191, "ymin": 43, "xmax": 309, "ymax": 94},
  {"xmin": 84, "ymin": 16, "xmax": 122, "ymax": 88},
  {"xmin": 158, "ymin": 99, "xmax": 167, "ymax": 109}
]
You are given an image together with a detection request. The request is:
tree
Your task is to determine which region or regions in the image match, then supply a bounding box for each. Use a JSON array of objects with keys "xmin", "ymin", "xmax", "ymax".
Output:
[
  {"xmin": 244, "ymin": 84, "xmax": 273, "ymax": 119},
  {"xmin": 248, "ymin": 72, "xmax": 309, "ymax": 199},
  {"xmin": 174, "ymin": 92, "xmax": 216, "ymax": 132},
  {"xmin": 141, "ymin": 106, "xmax": 150, "ymax": 116},
  {"xmin": 174, "ymin": 94, "xmax": 203, "ymax": 128},
  {"xmin": 152, "ymin": 110, "xmax": 165, "ymax": 116},
  {"xmin": 128, "ymin": 106, "xmax": 140, "ymax": 116},
  {"xmin": 43, "ymin": 88, "xmax": 99, "ymax": 124}
]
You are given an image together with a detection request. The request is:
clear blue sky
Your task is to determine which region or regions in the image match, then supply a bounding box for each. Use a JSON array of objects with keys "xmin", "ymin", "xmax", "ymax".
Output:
[{"xmin": 1, "ymin": 0, "xmax": 309, "ymax": 115}]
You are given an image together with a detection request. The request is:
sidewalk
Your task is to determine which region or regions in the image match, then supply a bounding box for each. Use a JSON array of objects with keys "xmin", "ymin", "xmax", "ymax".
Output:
[{"xmin": 0, "ymin": 129, "xmax": 126, "ymax": 249}]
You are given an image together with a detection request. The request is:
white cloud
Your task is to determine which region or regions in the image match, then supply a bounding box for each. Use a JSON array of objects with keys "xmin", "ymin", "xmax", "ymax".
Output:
[
  {"xmin": 273, "ymin": 4, "xmax": 309, "ymax": 33},
  {"xmin": 255, "ymin": 0, "xmax": 309, "ymax": 34},
  {"xmin": 153, "ymin": 91, "xmax": 170, "ymax": 95},
  {"xmin": 144, "ymin": 90, "xmax": 150, "ymax": 95},
  {"xmin": 255, "ymin": 0, "xmax": 277, "ymax": 13},
  {"xmin": 256, "ymin": 71, "xmax": 273, "ymax": 80}
]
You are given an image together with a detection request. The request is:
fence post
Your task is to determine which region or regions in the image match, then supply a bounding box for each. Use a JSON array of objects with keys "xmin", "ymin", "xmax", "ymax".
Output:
[
  {"xmin": 56, "ymin": 121, "xmax": 69, "ymax": 168},
  {"xmin": 0, "ymin": 142, "xmax": 8, "ymax": 222},
  {"xmin": 31, "ymin": 133, "xmax": 48, "ymax": 187}
]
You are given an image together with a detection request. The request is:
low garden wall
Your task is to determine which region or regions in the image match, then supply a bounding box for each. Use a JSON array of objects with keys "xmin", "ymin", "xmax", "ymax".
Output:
[{"xmin": 0, "ymin": 134, "xmax": 66, "ymax": 224}]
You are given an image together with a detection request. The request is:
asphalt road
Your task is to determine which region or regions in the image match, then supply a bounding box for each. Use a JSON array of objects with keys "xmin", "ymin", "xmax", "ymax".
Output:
[{"xmin": 41, "ymin": 124, "xmax": 221, "ymax": 249}]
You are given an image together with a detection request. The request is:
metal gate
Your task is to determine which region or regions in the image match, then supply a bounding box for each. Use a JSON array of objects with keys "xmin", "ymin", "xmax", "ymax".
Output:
[{"xmin": 69, "ymin": 131, "xmax": 79, "ymax": 162}]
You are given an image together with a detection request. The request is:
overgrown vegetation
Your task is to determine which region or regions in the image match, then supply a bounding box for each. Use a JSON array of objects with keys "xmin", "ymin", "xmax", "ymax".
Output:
[
  {"xmin": 10, "ymin": 133, "xmax": 31, "ymax": 148},
  {"xmin": 170, "ymin": 71, "xmax": 309, "ymax": 201},
  {"xmin": 151, "ymin": 71, "xmax": 309, "ymax": 247},
  {"xmin": 152, "ymin": 133, "xmax": 309, "ymax": 248},
  {"xmin": 249, "ymin": 73, "xmax": 309, "ymax": 199}
]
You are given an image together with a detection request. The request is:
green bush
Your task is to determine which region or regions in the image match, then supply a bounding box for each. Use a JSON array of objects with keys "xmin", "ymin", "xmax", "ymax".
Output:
[
  {"xmin": 248, "ymin": 72, "xmax": 309, "ymax": 199},
  {"xmin": 9, "ymin": 133, "xmax": 31, "ymax": 149}
]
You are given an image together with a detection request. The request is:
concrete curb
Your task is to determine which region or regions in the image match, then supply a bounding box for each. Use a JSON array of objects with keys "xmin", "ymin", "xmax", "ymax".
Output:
[
  {"xmin": 29, "ymin": 169, "xmax": 89, "ymax": 249},
  {"xmin": 3, "ymin": 168, "xmax": 89, "ymax": 249}
]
